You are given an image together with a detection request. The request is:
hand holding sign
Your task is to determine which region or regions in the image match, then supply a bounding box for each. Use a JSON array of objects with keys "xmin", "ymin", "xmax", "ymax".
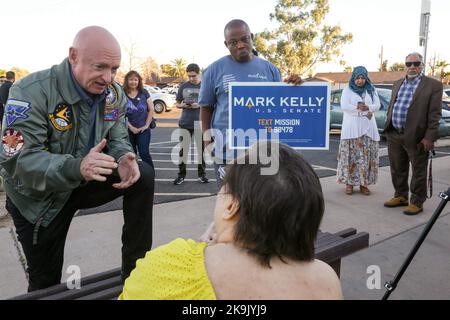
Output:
[{"xmin": 284, "ymin": 74, "xmax": 304, "ymax": 85}]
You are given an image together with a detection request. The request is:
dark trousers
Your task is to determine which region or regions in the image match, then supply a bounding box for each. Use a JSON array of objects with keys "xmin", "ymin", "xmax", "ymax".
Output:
[
  {"xmin": 7, "ymin": 161, "xmax": 155, "ymax": 292},
  {"xmin": 178, "ymin": 128, "xmax": 206, "ymax": 177},
  {"xmin": 128, "ymin": 129, "xmax": 154, "ymax": 168},
  {"xmin": 386, "ymin": 130, "xmax": 429, "ymax": 206}
]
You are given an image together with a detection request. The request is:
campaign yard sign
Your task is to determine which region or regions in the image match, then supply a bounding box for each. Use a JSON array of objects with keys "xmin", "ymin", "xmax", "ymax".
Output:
[{"xmin": 229, "ymin": 82, "xmax": 330, "ymax": 150}]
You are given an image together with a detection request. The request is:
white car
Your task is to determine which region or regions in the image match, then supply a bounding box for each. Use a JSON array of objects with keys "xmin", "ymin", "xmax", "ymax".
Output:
[
  {"xmin": 144, "ymin": 86, "xmax": 176, "ymax": 113},
  {"xmin": 444, "ymin": 89, "xmax": 450, "ymax": 99},
  {"xmin": 161, "ymin": 86, "xmax": 178, "ymax": 95}
]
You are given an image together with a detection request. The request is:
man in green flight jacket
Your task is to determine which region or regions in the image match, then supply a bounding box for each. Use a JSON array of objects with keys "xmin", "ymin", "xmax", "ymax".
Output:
[{"xmin": 0, "ymin": 26, "xmax": 155, "ymax": 291}]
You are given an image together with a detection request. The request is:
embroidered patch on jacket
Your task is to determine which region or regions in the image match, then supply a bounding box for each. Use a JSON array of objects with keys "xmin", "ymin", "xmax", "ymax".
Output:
[
  {"xmin": 5, "ymin": 99, "xmax": 31, "ymax": 127},
  {"xmin": 106, "ymin": 85, "xmax": 119, "ymax": 106},
  {"xmin": 104, "ymin": 106, "xmax": 119, "ymax": 121},
  {"xmin": 2, "ymin": 129, "xmax": 25, "ymax": 157},
  {"xmin": 49, "ymin": 103, "xmax": 74, "ymax": 132},
  {"xmin": 104, "ymin": 85, "xmax": 120, "ymax": 121}
]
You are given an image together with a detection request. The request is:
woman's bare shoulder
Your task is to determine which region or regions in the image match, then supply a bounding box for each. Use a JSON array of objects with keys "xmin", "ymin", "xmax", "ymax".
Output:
[{"xmin": 309, "ymin": 259, "xmax": 344, "ymax": 299}]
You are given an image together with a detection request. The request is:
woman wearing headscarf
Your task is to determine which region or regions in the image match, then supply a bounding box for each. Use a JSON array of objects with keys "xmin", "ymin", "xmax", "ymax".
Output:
[{"xmin": 337, "ymin": 66, "xmax": 381, "ymax": 195}]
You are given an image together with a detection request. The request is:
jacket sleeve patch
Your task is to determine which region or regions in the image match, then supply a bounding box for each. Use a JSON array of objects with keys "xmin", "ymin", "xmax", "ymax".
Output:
[
  {"xmin": 2, "ymin": 129, "xmax": 25, "ymax": 157},
  {"xmin": 5, "ymin": 99, "xmax": 31, "ymax": 126}
]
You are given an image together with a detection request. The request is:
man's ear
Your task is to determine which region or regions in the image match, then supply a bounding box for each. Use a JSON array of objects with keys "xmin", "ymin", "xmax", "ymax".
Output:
[
  {"xmin": 223, "ymin": 197, "xmax": 240, "ymax": 221},
  {"xmin": 251, "ymin": 33, "xmax": 254, "ymax": 40},
  {"xmin": 224, "ymin": 40, "xmax": 228, "ymax": 49},
  {"xmin": 68, "ymin": 47, "xmax": 77, "ymax": 65}
]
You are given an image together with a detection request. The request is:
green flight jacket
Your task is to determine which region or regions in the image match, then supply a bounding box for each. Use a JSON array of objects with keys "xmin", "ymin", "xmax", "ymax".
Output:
[{"xmin": 0, "ymin": 58, "xmax": 133, "ymax": 228}]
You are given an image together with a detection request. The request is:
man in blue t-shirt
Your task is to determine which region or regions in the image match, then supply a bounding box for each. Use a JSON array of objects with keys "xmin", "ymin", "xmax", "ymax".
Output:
[{"xmin": 199, "ymin": 19, "xmax": 303, "ymax": 186}]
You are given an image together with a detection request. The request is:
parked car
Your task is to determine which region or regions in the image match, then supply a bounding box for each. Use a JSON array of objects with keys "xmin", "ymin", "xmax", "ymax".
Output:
[
  {"xmin": 161, "ymin": 86, "xmax": 178, "ymax": 95},
  {"xmin": 330, "ymin": 88, "xmax": 450, "ymax": 138},
  {"xmin": 374, "ymin": 84, "xmax": 393, "ymax": 90},
  {"xmin": 144, "ymin": 85, "xmax": 176, "ymax": 113},
  {"xmin": 444, "ymin": 89, "xmax": 450, "ymax": 99},
  {"xmin": 442, "ymin": 99, "xmax": 450, "ymax": 111}
]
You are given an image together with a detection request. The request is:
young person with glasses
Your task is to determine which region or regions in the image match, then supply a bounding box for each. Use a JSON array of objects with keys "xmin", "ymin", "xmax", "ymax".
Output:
[{"xmin": 173, "ymin": 63, "xmax": 208, "ymax": 185}]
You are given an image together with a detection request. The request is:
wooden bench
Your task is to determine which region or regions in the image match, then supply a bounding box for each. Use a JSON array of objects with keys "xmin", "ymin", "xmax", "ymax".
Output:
[{"xmin": 10, "ymin": 228, "xmax": 369, "ymax": 300}]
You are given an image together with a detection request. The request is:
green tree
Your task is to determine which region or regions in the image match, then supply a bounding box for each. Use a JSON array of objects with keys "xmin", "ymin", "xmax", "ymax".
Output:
[
  {"xmin": 160, "ymin": 64, "xmax": 177, "ymax": 77},
  {"xmin": 140, "ymin": 56, "xmax": 161, "ymax": 84},
  {"xmin": 436, "ymin": 60, "xmax": 449, "ymax": 80},
  {"xmin": 254, "ymin": 0, "xmax": 353, "ymax": 76},
  {"xmin": 160, "ymin": 59, "xmax": 188, "ymax": 79},
  {"xmin": 390, "ymin": 62, "xmax": 405, "ymax": 72},
  {"xmin": 343, "ymin": 66, "xmax": 353, "ymax": 73},
  {"xmin": 171, "ymin": 58, "xmax": 187, "ymax": 80},
  {"xmin": 378, "ymin": 60, "xmax": 388, "ymax": 72},
  {"xmin": 10, "ymin": 67, "xmax": 30, "ymax": 80}
]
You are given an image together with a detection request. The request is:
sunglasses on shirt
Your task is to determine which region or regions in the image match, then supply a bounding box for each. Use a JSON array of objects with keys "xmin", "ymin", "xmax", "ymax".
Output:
[{"xmin": 405, "ymin": 61, "xmax": 422, "ymax": 67}]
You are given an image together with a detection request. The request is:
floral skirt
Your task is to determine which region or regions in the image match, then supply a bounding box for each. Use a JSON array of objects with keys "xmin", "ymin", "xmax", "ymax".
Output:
[{"xmin": 337, "ymin": 135, "xmax": 379, "ymax": 186}]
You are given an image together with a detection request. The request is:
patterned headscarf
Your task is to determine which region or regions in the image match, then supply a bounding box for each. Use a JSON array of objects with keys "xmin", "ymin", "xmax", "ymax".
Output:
[{"xmin": 349, "ymin": 66, "xmax": 375, "ymax": 101}]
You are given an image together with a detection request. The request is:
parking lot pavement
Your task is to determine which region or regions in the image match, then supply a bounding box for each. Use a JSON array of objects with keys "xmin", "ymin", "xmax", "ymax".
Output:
[{"xmin": 76, "ymin": 124, "xmax": 450, "ymax": 216}]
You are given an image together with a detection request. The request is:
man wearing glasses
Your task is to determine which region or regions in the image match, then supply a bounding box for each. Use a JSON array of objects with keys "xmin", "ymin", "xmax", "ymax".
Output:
[
  {"xmin": 384, "ymin": 52, "xmax": 443, "ymax": 215},
  {"xmin": 199, "ymin": 19, "xmax": 301, "ymax": 187}
]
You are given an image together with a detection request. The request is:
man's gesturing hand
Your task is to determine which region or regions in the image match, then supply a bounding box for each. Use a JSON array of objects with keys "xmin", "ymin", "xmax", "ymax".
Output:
[
  {"xmin": 112, "ymin": 152, "xmax": 140, "ymax": 189},
  {"xmin": 80, "ymin": 139, "xmax": 118, "ymax": 182}
]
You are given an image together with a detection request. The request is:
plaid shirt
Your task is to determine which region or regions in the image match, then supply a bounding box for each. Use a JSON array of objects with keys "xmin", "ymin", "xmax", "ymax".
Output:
[{"xmin": 392, "ymin": 75, "xmax": 422, "ymax": 130}]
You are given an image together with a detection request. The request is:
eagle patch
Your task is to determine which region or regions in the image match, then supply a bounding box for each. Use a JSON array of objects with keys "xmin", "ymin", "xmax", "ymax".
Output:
[{"xmin": 49, "ymin": 103, "xmax": 73, "ymax": 132}]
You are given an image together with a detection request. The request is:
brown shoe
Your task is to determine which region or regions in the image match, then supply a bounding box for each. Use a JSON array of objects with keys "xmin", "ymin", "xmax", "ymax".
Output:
[
  {"xmin": 384, "ymin": 196, "xmax": 408, "ymax": 208},
  {"xmin": 403, "ymin": 204, "xmax": 423, "ymax": 216},
  {"xmin": 360, "ymin": 186, "xmax": 371, "ymax": 195},
  {"xmin": 345, "ymin": 185, "xmax": 353, "ymax": 195}
]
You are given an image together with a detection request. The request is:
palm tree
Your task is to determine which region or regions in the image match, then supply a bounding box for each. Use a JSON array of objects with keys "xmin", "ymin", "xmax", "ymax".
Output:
[
  {"xmin": 171, "ymin": 58, "xmax": 188, "ymax": 80},
  {"xmin": 390, "ymin": 62, "xmax": 405, "ymax": 72},
  {"xmin": 436, "ymin": 60, "xmax": 449, "ymax": 81}
]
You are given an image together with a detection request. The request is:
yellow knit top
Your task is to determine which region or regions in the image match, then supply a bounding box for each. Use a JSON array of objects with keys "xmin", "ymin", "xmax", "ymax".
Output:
[{"xmin": 118, "ymin": 238, "xmax": 217, "ymax": 300}]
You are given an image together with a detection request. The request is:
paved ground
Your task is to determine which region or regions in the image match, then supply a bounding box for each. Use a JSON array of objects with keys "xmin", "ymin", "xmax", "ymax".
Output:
[
  {"xmin": 1, "ymin": 107, "xmax": 449, "ymax": 300},
  {"xmin": 1, "ymin": 153, "xmax": 449, "ymax": 299},
  {"xmin": 77, "ymin": 108, "xmax": 450, "ymax": 215}
]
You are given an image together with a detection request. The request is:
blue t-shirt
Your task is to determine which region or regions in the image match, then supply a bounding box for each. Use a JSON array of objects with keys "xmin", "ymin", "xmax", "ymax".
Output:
[
  {"xmin": 126, "ymin": 90, "xmax": 151, "ymax": 128},
  {"xmin": 198, "ymin": 55, "xmax": 282, "ymax": 160}
]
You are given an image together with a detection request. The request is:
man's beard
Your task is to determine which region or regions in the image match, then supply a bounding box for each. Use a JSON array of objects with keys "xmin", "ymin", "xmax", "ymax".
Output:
[{"xmin": 407, "ymin": 72, "xmax": 420, "ymax": 80}]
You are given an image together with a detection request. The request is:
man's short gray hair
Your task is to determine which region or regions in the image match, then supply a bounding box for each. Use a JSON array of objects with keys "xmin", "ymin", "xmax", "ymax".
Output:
[{"xmin": 406, "ymin": 52, "xmax": 424, "ymax": 63}]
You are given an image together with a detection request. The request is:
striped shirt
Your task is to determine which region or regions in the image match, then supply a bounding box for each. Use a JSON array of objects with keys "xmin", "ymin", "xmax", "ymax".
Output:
[{"xmin": 392, "ymin": 75, "xmax": 422, "ymax": 130}]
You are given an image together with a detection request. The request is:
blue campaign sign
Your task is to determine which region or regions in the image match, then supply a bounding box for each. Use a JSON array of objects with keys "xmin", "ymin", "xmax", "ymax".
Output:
[{"xmin": 229, "ymin": 82, "xmax": 330, "ymax": 150}]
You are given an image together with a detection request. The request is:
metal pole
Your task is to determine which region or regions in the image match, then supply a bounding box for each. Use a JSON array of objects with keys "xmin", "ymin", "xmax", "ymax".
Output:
[
  {"xmin": 423, "ymin": 13, "xmax": 430, "ymax": 75},
  {"xmin": 382, "ymin": 187, "xmax": 450, "ymax": 300}
]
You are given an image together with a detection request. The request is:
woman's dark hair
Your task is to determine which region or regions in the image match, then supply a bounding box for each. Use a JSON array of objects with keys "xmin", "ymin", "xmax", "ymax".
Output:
[
  {"xmin": 123, "ymin": 70, "xmax": 144, "ymax": 94},
  {"xmin": 222, "ymin": 141, "xmax": 324, "ymax": 268}
]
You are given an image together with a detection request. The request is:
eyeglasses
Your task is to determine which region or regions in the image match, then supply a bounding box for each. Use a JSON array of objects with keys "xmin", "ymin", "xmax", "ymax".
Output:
[
  {"xmin": 226, "ymin": 35, "xmax": 252, "ymax": 48},
  {"xmin": 405, "ymin": 61, "xmax": 422, "ymax": 67}
]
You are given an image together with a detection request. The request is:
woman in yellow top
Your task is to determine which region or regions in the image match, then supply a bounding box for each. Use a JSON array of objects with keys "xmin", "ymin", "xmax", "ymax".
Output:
[{"xmin": 119, "ymin": 141, "xmax": 343, "ymax": 300}]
